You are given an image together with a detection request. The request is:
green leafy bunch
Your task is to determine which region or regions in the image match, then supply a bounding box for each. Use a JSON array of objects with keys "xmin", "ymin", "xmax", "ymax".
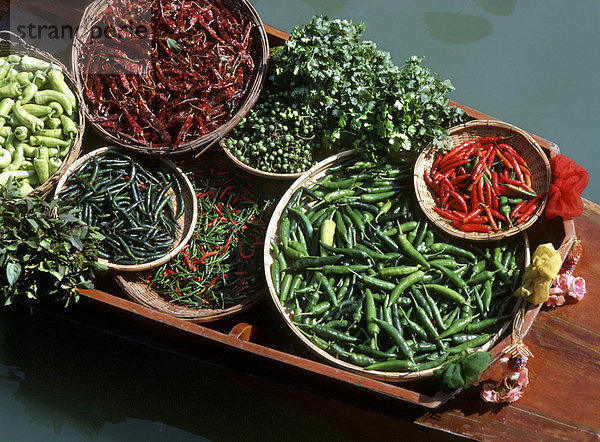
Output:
[
  {"xmin": 0, "ymin": 180, "xmax": 107, "ymax": 308},
  {"xmin": 434, "ymin": 351, "xmax": 493, "ymax": 391},
  {"xmin": 271, "ymin": 16, "xmax": 467, "ymax": 159}
]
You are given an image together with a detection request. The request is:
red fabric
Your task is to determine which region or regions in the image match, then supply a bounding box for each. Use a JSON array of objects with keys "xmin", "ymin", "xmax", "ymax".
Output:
[{"xmin": 545, "ymin": 154, "xmax": 589, "ymax": 219}]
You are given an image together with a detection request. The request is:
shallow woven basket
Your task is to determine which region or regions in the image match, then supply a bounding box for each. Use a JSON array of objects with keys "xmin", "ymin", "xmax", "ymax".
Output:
[
  {"xmin": 264, "ymin": 150, "xmax": 531, "ymax": 383},
  {"xmin": 53, "ymin": 146, "xmax": 197, "ymax": 272},
  {"xmin": 114, "ymin": 271, "xmax": 265, "ymax": 323},
  {"xmin": 414, "ymin": 120, "xmax": 551, "ymax": 242},
  {"xmin": 221, "ymin": 141, "xmax": 304, "ymax": 180},
  {"xmin": 71, "ymin": 0, "xmax": 269, "ymax": 158},
  {"xmin": 0, "ymin": 31, "xmax": 84, "ymax": 200}
]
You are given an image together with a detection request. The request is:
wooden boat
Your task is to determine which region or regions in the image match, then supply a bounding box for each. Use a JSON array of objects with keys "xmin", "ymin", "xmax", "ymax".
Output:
[
  {"xmin": 62, "ymin": 23, "xmax": 573, "ymax": 404},
  {"xmin": 4, "ymin": 5, "xmax": 599, "ymax": 438}
]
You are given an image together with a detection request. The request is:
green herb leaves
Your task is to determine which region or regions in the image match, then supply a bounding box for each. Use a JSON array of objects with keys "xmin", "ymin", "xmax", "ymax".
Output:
[
  {"xmin": 434, "ymin": 351, "xmax": 493, "ymax": 391},
  {"xmin": 0, "ymin": 180, "xmax": 106, "ymax": 308},
  {"xmin": 271, "ymin": 16, "xmax": 468, "ymax": 160}
]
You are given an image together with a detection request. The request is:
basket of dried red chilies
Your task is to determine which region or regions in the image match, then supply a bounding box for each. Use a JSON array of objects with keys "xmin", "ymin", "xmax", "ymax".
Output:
[
  {"xmin": 414, "ymin": 120, "xmax": 551, "ymax": 241},
  {"xmin": 72, "ymin": 0, "xmax": 268, "ymax": 157},
  {"xmin": 113, "ymin": 163, "xmax": 274, "ymax": 322}
]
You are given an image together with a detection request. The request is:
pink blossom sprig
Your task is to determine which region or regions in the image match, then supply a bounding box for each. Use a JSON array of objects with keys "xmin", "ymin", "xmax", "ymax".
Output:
[{"xmin": 546, "ymin": 273, "xmax": 586, "ymax": 308}]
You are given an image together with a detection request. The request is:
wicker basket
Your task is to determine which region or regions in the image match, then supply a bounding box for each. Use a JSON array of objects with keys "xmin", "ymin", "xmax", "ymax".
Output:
[
  {"xmin": 71, "ymin": 0, "xmax": 269, "ymax": 158},
  {"xmin": 53, "ymin": 146, "xmax": 198, "ymax": 272},
  {"xmin": 221, "ymin": 141, "xmax": 303, "ymax": 180},
  {"xmin": 414, "ymin": 120, "xmax": 551, "ymax": 242},
  {"xmin": 113, "ymin": 271, "xmax": 265, "ymax": 323},
  {"xmin": 263, "ymin": 150, "xmax": 531, "ymax": 382},
  {"xmin": 0, "ymin": 31, "xmax": 84, "ymax": 200}
]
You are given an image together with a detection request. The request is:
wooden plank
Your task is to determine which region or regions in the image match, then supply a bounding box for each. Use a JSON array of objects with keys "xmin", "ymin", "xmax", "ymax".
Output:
[
  {"xmin": 415, "ymin": 201, "xmax": 600, "ymax": 439},
  {"xmin": 78, "ymin": 288, "xmax": 451, "ymax": 408}
]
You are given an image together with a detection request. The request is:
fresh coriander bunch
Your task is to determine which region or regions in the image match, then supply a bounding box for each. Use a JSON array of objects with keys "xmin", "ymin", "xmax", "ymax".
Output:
[
  {"xmin": 0, "ymin": 180, "xmax": 107, "ymax": 308},
  {"xmin": 271, "ymin": 16, "xmax": 468, "ymax": 160}
]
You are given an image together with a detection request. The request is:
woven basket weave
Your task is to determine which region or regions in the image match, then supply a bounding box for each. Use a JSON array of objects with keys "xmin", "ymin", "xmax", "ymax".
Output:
[
  {"xmin": 114, "ymin": 271, "xmax": 265, "ymax": 323},
  {"xmin": 0, "ymin": 32, "xmax": 84, "ymax": 200},
  {"xmin": 71, "ymin": 0, "xmax": 269, "ymax": 158},
  {"xmin": 414, "ymin": 120, "xmax": 551, "ymax": 242}
]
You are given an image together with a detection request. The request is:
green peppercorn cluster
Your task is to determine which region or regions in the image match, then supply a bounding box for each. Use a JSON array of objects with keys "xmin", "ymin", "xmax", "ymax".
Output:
[{"xmin": 225, "ymin": 88, "xmax": 322, "ymax": 174}]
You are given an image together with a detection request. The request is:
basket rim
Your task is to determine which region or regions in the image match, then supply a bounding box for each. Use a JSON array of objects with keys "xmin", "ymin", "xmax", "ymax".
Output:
[
  {"xmin": 70, "ymin": 0, "xmax": 269, "ymax": 157},
  {"xmin": 0, "ymin": 33, "xmax": 85, "ymax": 200},
  {"xmin": 52, "ymin": 146, "xmax": 198, "ymax": 272},
  {"xmin": 263, "ymin": 149, "xmax": 530, "ymax": 382},
  {"xmin": 414, "ymin": 119, "xmax": 551, "ymax": 242},
  {"xmin": 221, "ymin": 141, "xmax": 303, "ymax": 180}
]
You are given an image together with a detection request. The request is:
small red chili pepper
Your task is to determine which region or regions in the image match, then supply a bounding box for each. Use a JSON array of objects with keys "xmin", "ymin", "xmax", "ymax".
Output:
[
  {"xmin": 480, "ymin": 204, "xmax": 499, "ymax": 231},
  {"xmin": 495, "ymin": 149, "xmax": 514, "ymax": 170},
  {"xmin": 452, "ymin": 220, "xmax": 491, "ymax": 232},
  {"xmin": 461, "ymin": 207, "xmax": 482, "ymax": 223},
  {"xmin": 433, "ymin": 206, "xmax": 461, "ymax": 221},
  {"xmin": 240, "ymin": 248, "xmax": 255, "ymax": 259},
  {"xmin": 450, "ymin": 191, "xmax": 468, "ymax": 212},
  {"xmin": 497, "ymin": 143, "xmax": 528, "ymax": 168},
  {"xmin": 486, "ymin": 146, "xmax": 497, "ymax": 167}
]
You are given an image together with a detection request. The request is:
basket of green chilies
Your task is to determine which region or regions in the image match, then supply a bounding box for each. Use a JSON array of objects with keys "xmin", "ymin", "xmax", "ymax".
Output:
[
  {"xmin": 264, "ymin": 150, "xmax": 530, "ymax": 382},
  {"xmin": 0, "ymin": 32, "xmax": 84, "ymax": 199},
  {"xmin": 54, "ymin": 147, "xmax": 197, "ymax": 272}
]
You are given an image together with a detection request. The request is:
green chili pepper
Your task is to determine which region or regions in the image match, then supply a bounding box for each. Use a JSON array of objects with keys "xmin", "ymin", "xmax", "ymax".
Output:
[
  {"xmin": 372, "ymin": 318, "xmax": 414, "ymax": 363},
  {"xmin": 397, "ymin": 231, "xmax": 430, "ymax": 268},
  {"xmin": 436, "ymin": 316, "xmax": 472, "ymax": 340},
  {"xmin": 430, "ymin": 243, "xmax": 476, "ymax": 261},
  {"xmin": 4, "ymin": 142, "xmax": 23, "ymax": 171},
  {"xmin": 47, "ymin": 157, "xmax": 61, "ymax": 176},
  {"xmin": 388, "ymin": 270, "xmax": 426, "ymax": 306},
  {"xmin": 0, "ymin": 81, "xmax": 21, "ymax": 99},
  {"xmin": 33, "ymin": 145, "xmax": 50, "ymax": 183},
  {"xmin": 19, "ymin": 82, "xmax": 38, "ymax": 104},
  {"xmin": 13, "ymin": 100, "xmax": 44, "ymax": 132},
  {"xmin": 34, "ymin": 90, "xmax": 73, "ymax": 116},
  {"xmin": 20, "ymin": 55, "xmax": 51, "ymax": 72},
  {"xmin": 0, "ymin": 148, "xmax": 11, "ymax": 168},
  {"xmin": 47, "ymin": 69, "xmax": 77, "ymax": 107},
  {"xmin": 446, "ymin": 334, "xmax": 491, "ymax": 354},
  {"xmin": 423, "ymin": 284, "xmax": 466, "ymax": 305},
  {"xmin": 364, "ymin": 358, "xmax": 417, "ymax": 372}
]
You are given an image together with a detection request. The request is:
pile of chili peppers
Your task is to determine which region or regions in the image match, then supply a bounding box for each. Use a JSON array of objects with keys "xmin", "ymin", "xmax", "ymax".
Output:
[
  {"xmin": 144, "ymin": 166, "xmax": 273, "ymax": 309},
  {"xmin": 79, "ymin": 0, "xmax": 256, "ymax": 148},
  {"xmin": 424, "ymin": 136, "xmax": 545, "ymax": 233}
]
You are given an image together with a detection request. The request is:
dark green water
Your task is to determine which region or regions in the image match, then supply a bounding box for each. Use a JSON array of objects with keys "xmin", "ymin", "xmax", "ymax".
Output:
[{"xmin": 2, "ymin": 1, "xmax": 599, "ymax": 440}]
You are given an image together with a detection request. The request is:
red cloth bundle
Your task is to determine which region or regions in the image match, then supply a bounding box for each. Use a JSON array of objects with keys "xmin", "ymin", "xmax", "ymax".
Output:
[{"xmin": 545, "ymin": 154, "xmax": 589, "ymax": 219}]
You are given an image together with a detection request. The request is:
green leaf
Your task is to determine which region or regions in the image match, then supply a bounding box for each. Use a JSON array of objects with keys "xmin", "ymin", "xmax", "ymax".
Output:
[
  {"xmin": 6, "ymin": 261, "xmax": 21, "ymax": 286},
  {"xmin": 166, "ymin": 38, "xmax": 181, "ymax": 53},
  {"xmin": 27, "ymin": 219, "xmax": 39, "ymax": 231},
  {"xmin": 459, "ymin": 351, "xmax": 493, "ymax": 386},
  {"xmin": 69, "ymin": 235, "xmax": 84, "ymax": 251},
  {"xmin": 442, "ymin": 363, "xmax": 465, "ymax": 390}
]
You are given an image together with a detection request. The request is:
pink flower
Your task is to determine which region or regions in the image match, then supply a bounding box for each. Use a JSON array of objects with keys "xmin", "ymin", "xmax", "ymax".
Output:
[
  {"xmin": 481, "ymin": 383, "xmax": 500, "ymax": 403},
  {"xmin": 546, "ymin": 293, "xmax": 566, "ymax": 308},
  {"xmin": 554, "ymin": 273, "xmax": 572, "ymax": 294},
  {"xmin": 502, "ymin": 386, "xmax": 525, "ymax": 403},
  {"xmin": 516, "ymin": 367, "xmax": 529, "ymax": 388},
  {"xmin": 568, "ymin": 276, "xmax": 586, "ymax": 301}
]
